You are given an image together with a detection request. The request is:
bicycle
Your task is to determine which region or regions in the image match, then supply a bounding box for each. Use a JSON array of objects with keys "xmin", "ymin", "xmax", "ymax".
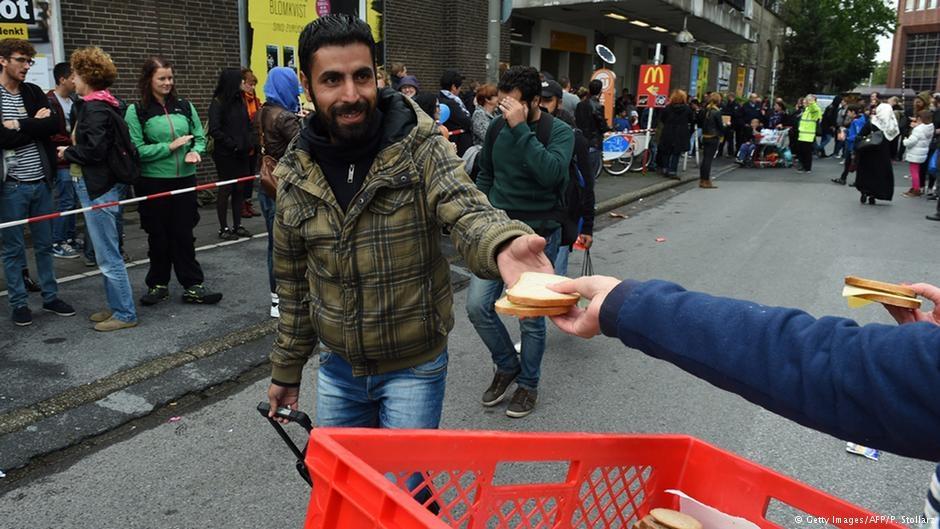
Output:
[{"xmin": 603, "ymin": 129, "xmax": 654, "ymax": 175}]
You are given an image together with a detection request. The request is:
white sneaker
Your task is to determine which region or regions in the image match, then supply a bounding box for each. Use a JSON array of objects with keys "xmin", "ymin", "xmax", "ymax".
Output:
[{"xmin": 270, "ymin": 293, "xmax": 280, "ymax": 318}]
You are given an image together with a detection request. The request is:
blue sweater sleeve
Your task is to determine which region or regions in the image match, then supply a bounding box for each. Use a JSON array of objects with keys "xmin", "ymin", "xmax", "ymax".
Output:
[{"xmin": 599, "ymin": 280, "xmax": 940, "ymax": 461}]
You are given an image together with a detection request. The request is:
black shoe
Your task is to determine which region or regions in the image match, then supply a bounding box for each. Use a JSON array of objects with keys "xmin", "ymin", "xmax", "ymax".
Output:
[
  {"xmin": 481, "ymin": 368, "xmax": 520, "ymax": 407},
  {"xmin": 506, "ymin": 386, "xmax": 538, "ymax": 418},
  {"xmin": 12, "ymin": 306, "xmax": 32, "ymax": 326},
  {"xmin": 42, "ymin": 298, "xmax": 76, "ymax": 317},
  {"xmin": 140, "ymin": 285, "xmax": 169, "ymax": 306},
  {"xmin": 233, "ymin": 226, "xmax": 252, "ymax": 238},
  {"xmin": 868, "ymin": 196, "xmax": 876, "ymax": 205},
  {"xmin": 182, "ymin": 284, "xmax": 223, "ymax": 305},
  {"xmin": 830, "ymin": 178, "xmax": 845, "ymax": 185},
  {"xmin": 22, "ymin": 271, "xmax": 40, "ymax": 293},
  {"xmin": 860, "ymin": 194, "xmax": 867, "ymax": 204},
  {"xmin": 218, "ymin": 227, "xmax": 238, "ymax": 241}
]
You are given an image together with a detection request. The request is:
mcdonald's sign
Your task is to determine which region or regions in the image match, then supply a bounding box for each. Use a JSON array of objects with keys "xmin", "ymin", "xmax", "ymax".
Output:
[{"xmin": 637, "ymin": 64, "xmax": 672, "ymax": 108}]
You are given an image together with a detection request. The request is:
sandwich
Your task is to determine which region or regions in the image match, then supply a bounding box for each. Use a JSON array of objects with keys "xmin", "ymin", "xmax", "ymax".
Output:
[{"xmin": 843, "ymin": 275, "xmax": 921, "ymax": 309}]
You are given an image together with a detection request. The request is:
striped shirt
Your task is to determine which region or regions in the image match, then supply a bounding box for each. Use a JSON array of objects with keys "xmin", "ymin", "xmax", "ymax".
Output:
[
  {"xmin": 0, "ymin": 85, "xmax": 45, "ymax": 182},
  {"xmin": 923, "ymin": 464, "xmax": 940, "ymax": 529}
]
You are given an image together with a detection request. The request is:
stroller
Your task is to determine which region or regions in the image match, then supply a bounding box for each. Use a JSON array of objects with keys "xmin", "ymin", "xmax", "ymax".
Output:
[{"xmin": 746, "ymin": 127, "xmax": 792, "ymax": 168}]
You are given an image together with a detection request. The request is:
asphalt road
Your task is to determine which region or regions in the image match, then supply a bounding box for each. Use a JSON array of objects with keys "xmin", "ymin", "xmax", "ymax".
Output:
[{"xmin": 1, "ymin": 158, "xmax": 937, "ymax": 529}]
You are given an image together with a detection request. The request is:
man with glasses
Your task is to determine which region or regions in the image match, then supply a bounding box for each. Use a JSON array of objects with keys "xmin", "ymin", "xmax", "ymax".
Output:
[{"xmin": 0, "ymin": 38, "xmax": 74, "ymax": 326}]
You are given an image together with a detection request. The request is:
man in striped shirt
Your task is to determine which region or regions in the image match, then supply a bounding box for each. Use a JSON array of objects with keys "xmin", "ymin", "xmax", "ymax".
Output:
[{"xmin": 0, "ymin": 38, "xmax": 74, "ymax": 326}]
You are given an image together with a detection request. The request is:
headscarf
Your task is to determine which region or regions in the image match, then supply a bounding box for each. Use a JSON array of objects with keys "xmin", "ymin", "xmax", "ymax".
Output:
[
  {"xmin": 264, "ymin": 67, "xmax": 301, "ymax": 114},
  {"xmin": 871, "ymin": 103, "xmax": 899, "ymax": 141}
]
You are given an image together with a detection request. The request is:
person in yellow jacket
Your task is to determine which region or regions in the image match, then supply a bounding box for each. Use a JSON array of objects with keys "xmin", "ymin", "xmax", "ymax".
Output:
[{"xmin": 796, "ymin": 94, "xmax": 822, "ymax": 173}]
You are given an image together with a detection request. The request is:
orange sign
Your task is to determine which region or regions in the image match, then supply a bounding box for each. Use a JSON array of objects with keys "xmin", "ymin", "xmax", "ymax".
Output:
[
  {"xmin": 591, "ymin": 68, "xmax": 616, "ymax": 127},
  {"xmin": 637, "ymin": 64, "xmax": 672, "ymax": 108}
]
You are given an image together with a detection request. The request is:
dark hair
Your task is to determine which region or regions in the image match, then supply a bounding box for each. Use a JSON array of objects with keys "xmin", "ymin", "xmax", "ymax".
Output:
[
  {"xmin": 298, "ymin": 14, "xmax": 375, "ymax": 85},
  {"xmin": 497, "ymin": 66, "xmax": 540, "ymax": 104},
  {"xmin": 213, "ymin": 68, "xmax": 244, "ymax": 103},
  {"xmin": 559, "ymin": 76, "xmax": 570, "ymax": 89},
  {"xmin": 138, "ymin": 56, "xmax": 176, "ymax": 108},
  {"xmin": 440, "ymin": 68, "xmax": 463, "ymax": 90},
  {"xmin": 588, "ymin": 79, "xmax": 602, "ymax": 96},
  {"xmin": 413, "ymin": 91, "xmax": 439, "ymax": 120},
  {"xmin": 847, "ymin": 104, "xmax": 862, "ymax": 114},
  {"xmin": 918, "ymin": 110, "xmax": 934, "ymax": 123},
  {"xmin": 0, "ymin": 38, "xmax": 35, "ymax": 59},
  {"xmin": 53, "ymin": 62, "xmax": 71, "ymax": 85}
]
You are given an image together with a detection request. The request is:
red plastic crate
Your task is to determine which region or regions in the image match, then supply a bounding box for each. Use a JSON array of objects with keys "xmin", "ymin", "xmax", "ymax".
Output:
[{"xmin": 305, "ymin": 429, "xmax": 904, "ymax": 529}]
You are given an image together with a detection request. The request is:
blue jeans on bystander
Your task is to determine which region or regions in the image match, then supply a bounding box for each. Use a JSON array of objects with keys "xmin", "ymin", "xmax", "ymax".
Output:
[
  {"xmin": 52, "ymin": 167, "xmax": 77, "ymax": 244},
  {"xmin": 1, "ymin": 180, "xmax": 58, "ymax": 309}
]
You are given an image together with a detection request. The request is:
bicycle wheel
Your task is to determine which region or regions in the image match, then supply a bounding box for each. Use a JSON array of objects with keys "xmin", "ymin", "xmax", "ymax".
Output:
[{"xmin": 605, "ymin": 148, "xmax": 634, "ymax": 175}]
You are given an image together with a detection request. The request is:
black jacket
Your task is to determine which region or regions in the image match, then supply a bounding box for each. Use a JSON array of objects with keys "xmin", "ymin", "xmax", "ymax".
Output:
[
  {"xmin": 575, "ymin": 97, "xmax": 610, "ymax": 148},
  {"xmin": 63, "ymin": 100, "xmax": 119, "ymax": 200},
  {"xmin": 700, "ymin": 107, "xmax": 725, "ymax": 139},
  {"xmin": 438, "ymin": 92, "xmax": 473, "ymax": 157},
  {"xmin": 208, "ymin": 97, "xmax": 254, "ymax": 157},
  {"xmin": 658, "ymin": 104, "xmax": 694, "ymax": 153},
  {"xmin": 0, "ymin": 81, "xmax": 58, "ymax": 188},
  {"xmin": 741, "ymin": 101, "xmax": 764, "ymax": 127}
]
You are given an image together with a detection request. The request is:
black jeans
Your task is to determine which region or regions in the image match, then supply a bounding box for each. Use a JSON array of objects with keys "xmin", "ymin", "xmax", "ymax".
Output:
[
  {"xmin": 216, "ymin": 182, "xmax": 244, "ymax": 229},
  {"xmin": 719, "ymin": 126, "xmax": 735, "ymax": 156},
  {"xmin": 796, "ymin": 141, "xmax": 814, "ymax": 171},
  {"xmin": 700, "ymin": 138, "xmax": 719, "ymax": 180},
  {"xmin": 135, "ymin": 176, "xmax": 205, "ymax": 289}
]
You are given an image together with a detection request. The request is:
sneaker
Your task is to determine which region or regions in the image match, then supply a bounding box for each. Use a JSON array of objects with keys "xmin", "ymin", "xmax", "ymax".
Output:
[
  {"xmin": 140, "ymin": 285, "xmax": 169, "ymax": 306},
  {"xmin": 219, "ymin": 227, "xmax": 238, "ymax": 241},
  {"xmin": 67, "ymin": 238, "xmax": 84, "ymax": 251},
  {"xmin": 89, "ymin": 310, "xmax": 112, "ymax": 323},
  {"xmin": 94, "ymin": 316, "xmax": 138, "ymax": 332},
  {"xmin": 52, "ymin": 242, "xmax": 79, "ymax": 259},
  {"xmin": 83, "ymin": 255, "xmax": 96, "ymax": 267},
  {"xmin": 22, "ymin": 271, "xmax": 40, "ymax": 293},
  {"xmin": 481, "ymin": 368, "xmax": 520, "ymax": 407},
  {"xmin": 42, "ymin": 298, "xmax": 76, "ymax": 317},
  {"xmin": 12, "ymin": 306, "xmax": 32, "ymax": 326},
  {"xmin": 182, "ymin": 284, "xmax": 223, "ymax": 305},
  {"xmin": 270, "ymin": 293, "xmax": 280, "ymax": 318},
  {"xmin": 505, "ymin": 387, "xmax": 538, "ymax": 418},
  {"xmin": 233, "ymin": 226, "xmax": 252, "ymax": 238}
]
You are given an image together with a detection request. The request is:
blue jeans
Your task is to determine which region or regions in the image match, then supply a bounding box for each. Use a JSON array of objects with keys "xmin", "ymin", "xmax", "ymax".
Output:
[
  {"xmin": 1, "ymin": 180, "xmax": 58, "ymax": 308},
  {"xmin": 316, "ymin": 350, "xmax": 448, "ymax": 428},
  {"xmin": 588, "ymin": 148, "xmax": 602, "ymax": 180},
  {"xmin": 554, "ymin": 245, "xmax": 571, "ymax": 276},
  {"xmin": 75, "ymin": 180, "xmax": 137, "ymax": 323},
  {"xmin": 666, "ymin": 152, "xmax": 681, "ymax": 174},
  {"xmin": 258, "ymin": 191, "xmax": 275, "ymax": 293},
  {"xmin": 83, "ymin": 187, "xmax": 125, "ymax": 262},
  {"xmin": 466, "ymin": 228, "xmax": 561, "ymax": 390},
  {"xmin": 52, "ymin": 167, "xmax": 77, "ymax": 243}
]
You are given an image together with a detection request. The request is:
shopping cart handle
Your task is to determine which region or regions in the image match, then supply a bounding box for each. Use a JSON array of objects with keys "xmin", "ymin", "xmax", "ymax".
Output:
[{"xmin": 256, "ymin": 402, "xmax": 314, "ymax": 432}]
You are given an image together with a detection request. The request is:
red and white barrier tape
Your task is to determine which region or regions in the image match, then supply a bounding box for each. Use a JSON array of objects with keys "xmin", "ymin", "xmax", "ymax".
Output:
[{"xmin": 0, "ymin": 175, "xmax": 260, "ymax": 231}]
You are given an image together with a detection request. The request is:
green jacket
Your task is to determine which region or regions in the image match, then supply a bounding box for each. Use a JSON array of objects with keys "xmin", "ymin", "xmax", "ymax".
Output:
[
  {"xmin": 798, "ymin": 102, "xmax": 822, "ymax": 143},
  {"xmin": 125, "ymin": 98, "xmax": 207, "ymax": 178},
  {"xmin": 270, "ymin": 92, "xmax": 532, "ymax": 382},
  {"xmin": 476, "ymin": 113, "xmax": 574, "ymax": 231}
]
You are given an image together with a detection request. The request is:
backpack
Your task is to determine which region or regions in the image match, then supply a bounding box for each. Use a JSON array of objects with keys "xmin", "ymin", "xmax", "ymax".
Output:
[
  {"xmin": 485, "ymin": 113, "xmax": 585, "ymax": 246},
  {"xmin": 105, "ymin": 106, "xmax": 141, "ymax": 185}
]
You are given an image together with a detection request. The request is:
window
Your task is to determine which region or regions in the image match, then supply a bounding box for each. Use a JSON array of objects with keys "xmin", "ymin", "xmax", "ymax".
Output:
[
  {"xmin": 905, "ymin": 0, "xmax": 915, "ymax": 10},
  {"xmin": 918, "ymin": 0, "xmax": 926, "ymax": 10},
  {"xmin": 904, "ymin": 32, "xmax": 940, "ymax": 93},
  {"xmin": 930, "ymin": 0, "xmax": 937, "ymax": 8}
]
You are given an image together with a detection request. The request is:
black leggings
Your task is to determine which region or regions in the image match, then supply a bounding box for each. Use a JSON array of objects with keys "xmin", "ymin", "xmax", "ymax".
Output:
[
  {"xmin": 700, "ymin": 138, "xmax": 719, "ymax": 180},
  {"xmin": 796, "ymin": 141, "xmax": 814, "ymax": 171},
  {"xmin": 216, "ymin": 182, "xmax": 244, "ymax": 229}
]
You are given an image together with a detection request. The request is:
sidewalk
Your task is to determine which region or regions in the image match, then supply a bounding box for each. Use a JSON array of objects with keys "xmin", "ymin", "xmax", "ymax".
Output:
[{"xmin": 0, "ymin": 158, "xmax": 736, "ymax": 474}]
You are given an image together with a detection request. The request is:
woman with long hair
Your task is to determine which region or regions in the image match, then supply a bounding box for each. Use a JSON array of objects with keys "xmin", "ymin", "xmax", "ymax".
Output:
[
  {"xmin": 209, "ymin": 68, "xmax": 254, "ymax": 241},
  {"xmin": 855, "ymin": 103, "xmax": 899, "ymax": 205},
  {"xmin": 657, "ymin": 89, "xmax": 694, "ymax": 178},
  {"xmin": 60, "ymin": 47, "xmax": 137, "ymax": 331},
  {"xmin": 698, "ymin": 92, "xmax": 724, "ymax": 189},
  {"xmin": 125, "ymin": 56, "xmax": 222, "ymax": 306},
  {"xmin": 255, "ymin": 67, "xmax": 302, "ymax": 318}
]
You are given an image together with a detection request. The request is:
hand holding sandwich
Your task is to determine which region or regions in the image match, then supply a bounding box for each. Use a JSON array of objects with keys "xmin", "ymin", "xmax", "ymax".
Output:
[
  {"xmin": 546, "ymin": 275, "xmax": 621, "ymax": 338},
  {"xmin": 885, "ymin": 283, "xmax": 940, "ymax": 326}
]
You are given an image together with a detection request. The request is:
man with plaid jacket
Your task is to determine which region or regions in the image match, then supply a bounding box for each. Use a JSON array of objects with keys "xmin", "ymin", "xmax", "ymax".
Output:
[{"xmin": 265, "ymin": 15, "xmax": 552, "ymax": 433}]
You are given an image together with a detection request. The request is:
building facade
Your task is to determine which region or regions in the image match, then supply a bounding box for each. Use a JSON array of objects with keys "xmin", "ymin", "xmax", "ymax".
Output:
[
  {"xmin": 888, "ymin": 0, "xmax": 940, "ymax": 93},
  {"xmin": 509, "ymin": 0, "xmax": 787, "ymax": 100}
]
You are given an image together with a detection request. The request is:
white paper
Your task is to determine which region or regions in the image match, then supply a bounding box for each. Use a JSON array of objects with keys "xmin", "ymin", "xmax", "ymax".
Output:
[{"xmin": 665, "ymin": 489, "xmax": 762, "ymax": 529}]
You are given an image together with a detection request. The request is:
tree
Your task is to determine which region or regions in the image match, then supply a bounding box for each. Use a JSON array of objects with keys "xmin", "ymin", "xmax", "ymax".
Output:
[
  {"xmin": 870, "ymin": 61, "xmax": 889, "ymax": 85},
  {"xmin": 778, "ymin": 0, "xmax": 895, "ymax": 97}
]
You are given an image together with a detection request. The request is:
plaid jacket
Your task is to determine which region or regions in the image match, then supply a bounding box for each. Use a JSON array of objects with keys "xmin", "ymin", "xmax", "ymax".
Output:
[{"xmin": 270, "ymin": 93, "xmax": 532, "ymax": 382}]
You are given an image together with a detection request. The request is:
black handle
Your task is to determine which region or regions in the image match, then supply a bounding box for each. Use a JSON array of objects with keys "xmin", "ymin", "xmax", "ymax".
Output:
[{"xmin": 257, "ymin": 402, "xmax": 314, "ymax": 487}]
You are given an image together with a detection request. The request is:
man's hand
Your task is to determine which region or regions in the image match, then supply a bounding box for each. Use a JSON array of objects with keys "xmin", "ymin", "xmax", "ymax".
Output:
[
  {"xmin": 184, "ymin": 151, "xmax": 201, "ymax": 164},
  {"xmin": 885, "ymin": 283, "xmax": 940, "ymax": 326},
  {"xmin": 2, "ymin": 120, "xmax": 18, "ymax": 130},
  {"xmin": 169, "ymin": 135, "xmax": 194, "ymax": 151},
  {"xmin": 577, "ymin": 234, "xmax": 593, "ymax": 249},
  {"xmin": 547, "ymin": 275, "xmax": 621, "ymax": 338},
  {"xmin": 34, "ymin": 108, "xmax": 51, "ymax": 119},
  {"xmin": 496, "ymin": 234, "xmax": 554, "ymax": 288},
  {"xmin": 499, "ymin": 97, "xmax": 527, "ymax": 129},
  {"xmin": 266, "ymin": 383, "xmax": 300, "ymax": 425},
  {"xmin": 56, "ymin": 146, "xmax": 67, "ymax": 160}
]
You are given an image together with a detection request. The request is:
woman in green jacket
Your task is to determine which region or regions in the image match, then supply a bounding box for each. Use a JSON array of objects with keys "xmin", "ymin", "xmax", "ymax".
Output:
[
  {"xmin": 125, "ymin": 56, "xmax": 222, "ymax": 306},
  {"xmin": 796, "ymin": 94, "xmax": 822, "ymax": 173}
]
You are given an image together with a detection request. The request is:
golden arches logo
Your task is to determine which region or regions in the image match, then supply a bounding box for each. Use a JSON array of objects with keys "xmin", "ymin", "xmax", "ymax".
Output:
[{"xmin": 643, "ymin": 66, "xmax": 665, "ymax": 85}]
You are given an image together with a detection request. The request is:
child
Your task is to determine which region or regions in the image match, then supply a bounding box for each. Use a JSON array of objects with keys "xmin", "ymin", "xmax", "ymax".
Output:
[
  {"xmin": 612, "ymin": 109, "xmax": 630, "ymax": 132},
  {"xmin": 832, "ymin": 105, "xmax": 865, "ymax": 185},
  {"xmin": 902, "ymin": 110, "xmax": 936, "ymax": 197},
  {"xmin": 736, "ymin": 118, "xmax": 762, "ymax": 166}
]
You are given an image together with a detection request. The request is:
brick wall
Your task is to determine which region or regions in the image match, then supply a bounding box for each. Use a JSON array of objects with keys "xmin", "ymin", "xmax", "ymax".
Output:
[
  {"xmin": 384, "ymin": 0, "xmax": 510, "ymax": 90},
  {"xmin": 60, "ymin": 0, "xmax": 242, "ymax": 182}
]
